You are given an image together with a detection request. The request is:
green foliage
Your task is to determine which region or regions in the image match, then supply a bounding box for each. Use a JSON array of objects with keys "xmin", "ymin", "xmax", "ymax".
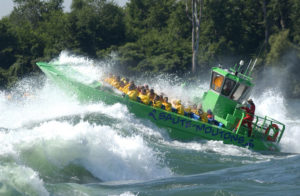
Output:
[
  {"xmin": 0, "ymin": 18, "xmax": 17, "ymax": 69},
  {"xmin": 266, "ymin": 30, "xmax": 292, "ymax": 65},
  {"xmin": 68, "ymin": 0, "xmax": 125, "ymax": 56}
]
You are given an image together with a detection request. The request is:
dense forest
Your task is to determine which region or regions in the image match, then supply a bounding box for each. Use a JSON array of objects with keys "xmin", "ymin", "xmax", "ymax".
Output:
[{"xmin": 1, "ymin": 0, "xmax": 300, "ymax": 98}]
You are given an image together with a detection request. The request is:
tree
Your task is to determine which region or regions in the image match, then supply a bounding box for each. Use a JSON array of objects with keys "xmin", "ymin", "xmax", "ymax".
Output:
[
  {"xmin": 0, "ymin": 19, "xmax": 17, "ymax": 70},
  {"xmin": 68, "ymin": 0, "xmax": 125, "ymax": 56},
  {"xmin": 186, "ymin": 0, "xmax": 203, "ymax": 73}
]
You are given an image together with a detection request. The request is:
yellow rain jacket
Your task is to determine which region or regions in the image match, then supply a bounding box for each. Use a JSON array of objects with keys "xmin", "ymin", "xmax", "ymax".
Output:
[
  {"xmin": 153, "ymin": 100, "xmax": 162, "ymax": 108},
  {"xmin": 118, "ymin": 86, "xmax": 125, "ymax": 92},
  {"xmin": 110, "ymin": 77, "xmax": 117, "ymax": 85},
  {"xmin": 175, "ymin": 104, "xmax": 184, "ymax": 115},
  {"xmin": 121, "ymin": 86, "xmax": 129, "ymax": 94},
  {"xmin": 184, "ymin": 106, "xmax": 191, "ymax": 114},
  {"xmin": 104, "ymin": 77, "xmax": 109, "ymax": 83},
  {"xmin": 124, "ymin": 83, "xmax": 130, "ymax": 90},
  {"xmin": 148, "ymin": 93, "xmax": 156, "ymax": 102},
  {"xmin": 163, "ymin": 102, "xmax": 172, "ymax": 112},
  {"xmin": 191, "ymin": 108, "xmax": 199, "ymax": 115},
  {"xmin": 105, "ymin": 77, "xmax": 113, "ymax": 84},
  {"xmin": 112, "ymin": 81, "xmax": 120, "ymax": 89},
  {"xmin": 200, "ymin": 112, "xmax": 208, "ymax": 123},
  {"xmin": 139, "ymin": 94, "xmax": 150, "ymax": 105},
  {"xmin": 127, "ymin": 90, "xmax": 138, "ymax": 101}
]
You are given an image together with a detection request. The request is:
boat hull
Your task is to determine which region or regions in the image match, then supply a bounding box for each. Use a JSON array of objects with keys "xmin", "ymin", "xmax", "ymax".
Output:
[{"xmin": 36, "ymin": 62, "xmax": 280, "ymax": 152}]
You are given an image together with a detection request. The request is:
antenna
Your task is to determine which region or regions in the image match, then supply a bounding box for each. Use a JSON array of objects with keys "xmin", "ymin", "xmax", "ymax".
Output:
[
  {"xmin": 244, "ymin": 59, "xmax": 252, "ymax": 75},
  {"xmin": 230, "ymin": 63, "xmax": 237, "ymax": 73},
  {"xmin": 249, "ymin": 58, "xmax": 257, "ymax": 76}
]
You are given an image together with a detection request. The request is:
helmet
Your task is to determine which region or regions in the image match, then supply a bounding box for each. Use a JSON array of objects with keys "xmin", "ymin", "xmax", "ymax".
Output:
[{"xmin": 207, "ymin": 109, "xmax": 212, "ymax": 114}]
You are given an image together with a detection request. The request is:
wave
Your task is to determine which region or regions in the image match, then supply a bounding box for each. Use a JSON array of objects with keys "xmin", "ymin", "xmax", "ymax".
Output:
[{"xmin": 0, "ymin": 51, "xmax": 299, "ymax": 196}]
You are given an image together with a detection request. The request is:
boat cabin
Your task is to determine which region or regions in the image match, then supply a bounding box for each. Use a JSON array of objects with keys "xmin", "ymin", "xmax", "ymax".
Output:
[{"xmin": 202, "ymin": 64, "xmax": 254, "ymax": 123}]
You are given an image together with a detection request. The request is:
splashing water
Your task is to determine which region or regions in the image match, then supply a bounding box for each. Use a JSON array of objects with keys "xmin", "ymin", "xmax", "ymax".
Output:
[{"xmin": 0, "ymin": 51, "xmax": 299, "ymax": 195}]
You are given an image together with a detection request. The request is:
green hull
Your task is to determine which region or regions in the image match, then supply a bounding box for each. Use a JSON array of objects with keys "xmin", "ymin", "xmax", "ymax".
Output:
[{"xmin": 36, "ymin": 62, "xmax": 281, "ymax": 151}]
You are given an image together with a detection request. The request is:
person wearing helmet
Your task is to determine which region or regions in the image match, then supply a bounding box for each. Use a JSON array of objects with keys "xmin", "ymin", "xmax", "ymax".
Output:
[{"xmin": 235, "ymin": 99, "xmax": 256, "ymax": 137}]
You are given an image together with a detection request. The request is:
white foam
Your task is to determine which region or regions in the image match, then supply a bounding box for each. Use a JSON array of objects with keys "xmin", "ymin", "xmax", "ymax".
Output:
[
  {"xmin": 0, "ymin": 164, "xmax": 49, "ymax": 196},
  {"xmin": 0, "ymin": 120, "xmax": 172, "ymax": 181},
  {"xmin": 108, "ymin": 192, "xmax": 137, "ymax": 196},
  {"xmin": 253, "ymin": 90, "xmax": 300, "ymax": 153},
  {"xmin": 0, "ymin": 81, "xmax": 81, "ymax": 129}
]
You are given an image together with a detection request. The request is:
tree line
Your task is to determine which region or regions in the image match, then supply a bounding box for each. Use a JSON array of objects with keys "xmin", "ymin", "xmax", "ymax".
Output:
[{"xmin": 0, "ymin": 0, "xmax": 300, "ymax": 98}]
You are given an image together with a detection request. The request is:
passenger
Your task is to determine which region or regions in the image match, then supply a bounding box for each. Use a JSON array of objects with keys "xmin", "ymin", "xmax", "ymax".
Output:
[
  {"xmin": 148, "ymin": 89, "xmax": 156, "ymax": 102},
  {"xmin": 122, "ymin": 84, "xmax": 129, "ymax": 94},
  {"xmin": 235, "ymin": 99, "xmax": 256, "ymax": 137},
  {"xmin": 138, "ymin": 88, "xmax": 150, "ymax": 105},
  {"xmin": 207, "ymin": 109, "xmax": 222, "ymax": 126},
  {"xmin": 118, "ymin": 81, "xmax": 125, "ymax": 92},
  {"xmin": 173, "ymin": 100, "xmax": 184, "ymax": 115},
  {"xmin": 198, "ymin": 108, "xmax": 208, "ymax": 123},
  {"xmin": 104, "ymin": 73, "xmax": 113, "ymax": 83},
  {"xmin": 162, "ymin": 97, "xmax": 172, "ymax": 112},
  {"xmin": 112, "ymin": 76, "xmax": 121, "ymax": 88},
  {"xmin": 124, "ymin": 81, "xmax": 134, "ymax": 92},
  {"xmin": 121, "ymin": 77, "xmax": 127, "ymax": 84},
  {"xmin": 190, "ymin": 104, "xmax": 200, "ymax": 120},
  {"xmin": 109, "ymin": 75, "xmax": 116, "ymax": 85},
  {"xmin": 153, "ymin": 95, "xmax": 162, "ymax": 108},
  {"xmin": 184, "ymin": 104, "xmax": 192, "ymax": 117},
  {"xmin": 159, "ymin": 93, "xmax": 164, "ymax": 102},
  {"xmin": 144, "ymin": 84, "xmax": 150, "ymax": 93},
  {"xmin": 122, "ymin": 78, "xmax": 129, "ymax": 86},
  {"xmin": 191, "ymin": 104, "xmax": 199, "ymax": 115},
  {"xmin": 207, "ymin": 109, "xmax": 216, "ymax": 124},
  {"xmin": 127, "ymin": 83, "xmax": 138, "ymax": 101},
  {"xmin": 137, "ymin": 85, "xmax": 142, "ymax": 94}
]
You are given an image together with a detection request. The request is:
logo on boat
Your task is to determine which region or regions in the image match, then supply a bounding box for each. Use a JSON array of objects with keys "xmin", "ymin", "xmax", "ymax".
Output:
[{"xmin": 149, "ymin": 109, "xmax": 254, "ymax": 148}]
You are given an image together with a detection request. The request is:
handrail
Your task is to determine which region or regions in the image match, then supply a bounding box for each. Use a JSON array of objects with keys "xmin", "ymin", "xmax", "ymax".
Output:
[
  {"xmin": 252, "ymin": 115, "xmax": 259, "ymax": 133},
  {"xmin": 236, "ymin": 108, "xmax": 285, "ymax": 143},
  {"xmin": 235, "ymin": 112, "xmax": 245, "ymax": 134},
  {"xmin": 260, "ymin": 116, "xmax": 267, "ymax": 140},
  {"xmin": 277, "ymin": 124, "xmax": 285, "ymax": 143}
]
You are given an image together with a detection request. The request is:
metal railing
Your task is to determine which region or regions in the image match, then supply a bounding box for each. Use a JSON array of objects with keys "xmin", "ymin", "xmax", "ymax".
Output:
[{"xmin": 235, "ymin": 110, "xmax": 285, "ymax": 143}]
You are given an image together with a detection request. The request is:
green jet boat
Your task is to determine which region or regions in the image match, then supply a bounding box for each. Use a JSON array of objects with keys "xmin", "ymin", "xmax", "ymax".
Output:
[{"xmin": 36, "ymin": 61, "xmax": 285, "ymax": 151}]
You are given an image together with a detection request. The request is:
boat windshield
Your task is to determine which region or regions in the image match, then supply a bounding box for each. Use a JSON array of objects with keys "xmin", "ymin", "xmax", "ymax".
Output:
[
  {"xmin": 221, "ymin": 78, "xmax": 236, "ymax": 97},
  {"xmin": 210, "ymin": 72, "xmax": 224, "ymax": 93},
  {"xmin": 231, "ymin": 83, "xmax": 248, "ymax": 102}
]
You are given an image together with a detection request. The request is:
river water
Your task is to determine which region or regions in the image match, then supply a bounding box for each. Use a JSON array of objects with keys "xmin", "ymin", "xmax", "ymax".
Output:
[{"xmin": 0, "ymin": 52, "xmax": 299, "ymax": 196}]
